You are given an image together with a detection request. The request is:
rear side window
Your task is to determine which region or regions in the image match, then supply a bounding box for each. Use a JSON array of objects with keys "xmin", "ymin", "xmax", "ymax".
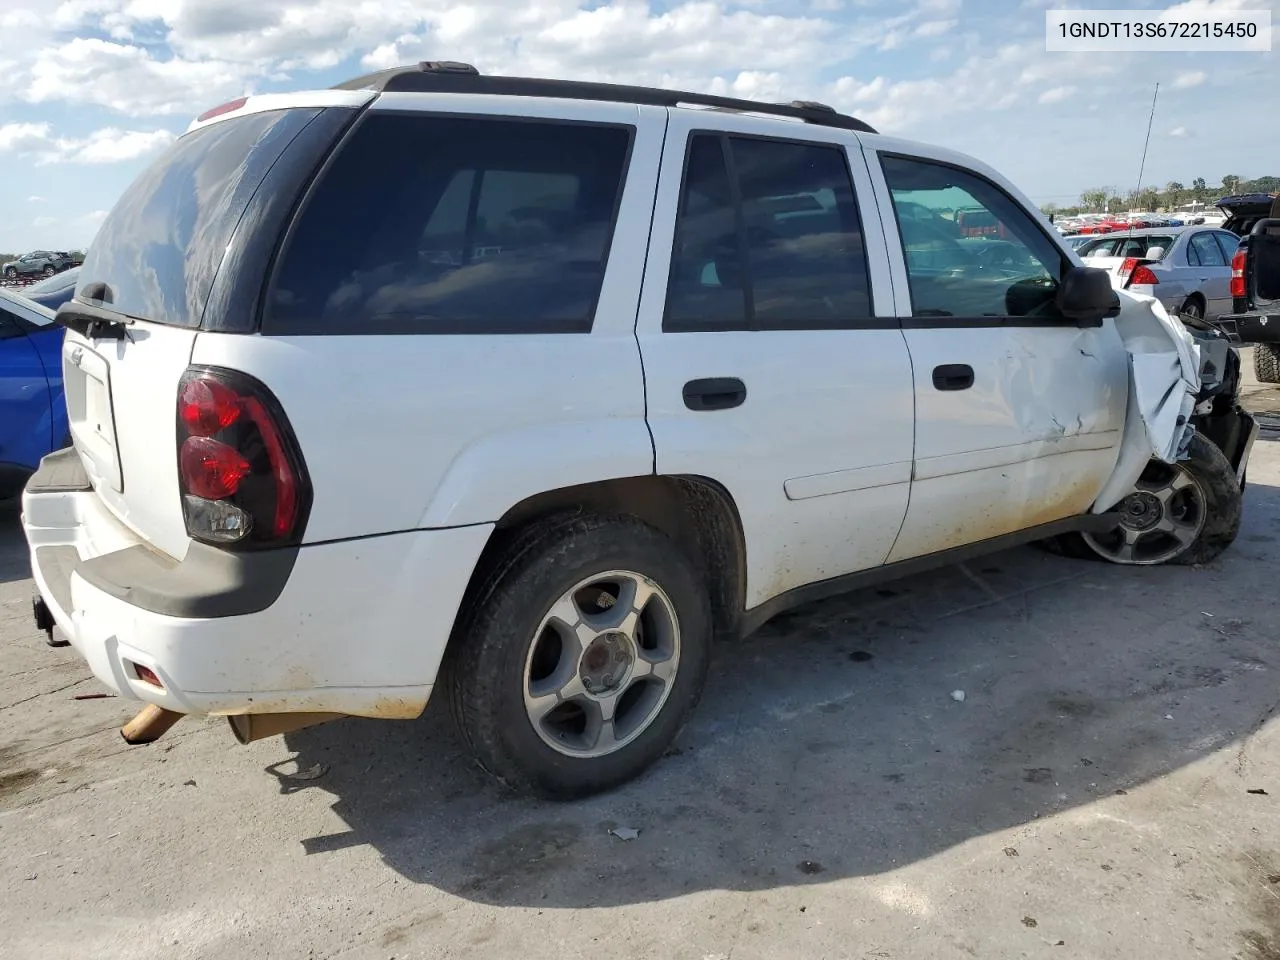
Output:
[
  {"xmin": 1214, "ymin": 231, "xmax": 1242, "ymax": 261},
  {"xmin": 77, "ymin": 109, "xmax": 321, "ymax": 328},
  {"xmin": 664, "ymin": 133, "xmax": 873, "ymax": 331},
  {"xmin": 1188, "ymin": 232, "xmax": 1228, "ymax": 267},
  {"xmin": 264, "ymin": 114, "xmax": 633, "ymax": 335}
]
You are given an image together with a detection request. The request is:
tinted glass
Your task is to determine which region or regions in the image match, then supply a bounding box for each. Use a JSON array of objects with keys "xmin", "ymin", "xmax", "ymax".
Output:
[
  {"xmin": 664, "ymin": 136, "xmax": 747, "ymax": 330},
  {"xmin": 1214, "ymin": 231, "xmax": 1242, "ymax": 262},
  {"xmin": 265, "ymin": 114, "xmax": 632, "ymax": 334},
  {"xmin": 664, "ymin": 134, "xmax": 872, "ymax": 331},
  {"xmin": 1106, "ymin": 235, "xmax": 1175, "ymax": 259},
  {"xmin": 1189, "ymin": 231, "xmax": 1228, "ymax": 267},
  {"xmin": 78, "ymin": 109, "xmax": 320, "ymax": 328},
  {"xmin": 880, "ymin": 155, "xmax": 1065, "ymax": 319}
]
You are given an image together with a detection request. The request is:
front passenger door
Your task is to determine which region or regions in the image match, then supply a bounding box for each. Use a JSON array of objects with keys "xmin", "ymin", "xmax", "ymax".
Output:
[{"xmin": 865, "ymin": 146, "xmax": 1130, "ymax": 562}]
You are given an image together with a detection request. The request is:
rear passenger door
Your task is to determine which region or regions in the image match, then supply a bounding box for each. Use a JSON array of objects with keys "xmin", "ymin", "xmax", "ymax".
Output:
[
  {"xmin": 636, "ymin": 112, "xmax": 915, "ymax": 610},
  {"xmin": 1186, "ymin": 230, "xmax": 1233, "ymax": 318},
  {"xmin": 863, "ymin": 143, "xmax": 1130, "ymax": 561}
]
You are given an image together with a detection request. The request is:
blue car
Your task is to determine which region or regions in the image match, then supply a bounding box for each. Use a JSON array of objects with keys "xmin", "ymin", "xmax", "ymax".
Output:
[{"xmin": 0, "ymin": 286, "xmax": 68, "ymax": 500}]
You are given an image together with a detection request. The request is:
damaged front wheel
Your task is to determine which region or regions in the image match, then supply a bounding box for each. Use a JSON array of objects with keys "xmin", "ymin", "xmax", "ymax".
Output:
[{"xmin": 1079, "ymin": 434, "xmax": 1242, "ymax": 566}]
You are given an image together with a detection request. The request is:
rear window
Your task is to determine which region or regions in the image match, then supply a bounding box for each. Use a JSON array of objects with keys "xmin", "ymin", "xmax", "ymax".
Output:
[
  {"xmin": 76, "ymin": 108, "xmax": 321, "ymax": 328},
  {"xmin": 263, "ymin": 113, "xmax": 632, "ymax": 335},
  {"xmin": 1083, "ymin": 235, "xmax": 1174, "ymax": 259}
]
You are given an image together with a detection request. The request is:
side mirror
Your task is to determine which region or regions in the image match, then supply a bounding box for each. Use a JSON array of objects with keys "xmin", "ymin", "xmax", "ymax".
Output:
[{"xmin": 1056, "ymin": 265, "xmax": 1119, "ymax": 327}]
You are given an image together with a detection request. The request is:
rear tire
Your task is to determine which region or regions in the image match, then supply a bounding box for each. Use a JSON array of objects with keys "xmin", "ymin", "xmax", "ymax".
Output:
[
  {"xmin": 1254, "ymin": 343, "xmax": 1280, "ymax": 384},
  {"xmin": 41, "ymin": 265, "xmax": 55, "ymax": 278},
  {"xmin": 446, "ymin": 512, "xmax": 712, "ymax": 799},
  {"xmin": 1179, "ymin": 296, "xmax": 1204, "ymax": 322},
  {"xmin": 4, "ymin": 267, "xmax": 15, "ymax": 280}
]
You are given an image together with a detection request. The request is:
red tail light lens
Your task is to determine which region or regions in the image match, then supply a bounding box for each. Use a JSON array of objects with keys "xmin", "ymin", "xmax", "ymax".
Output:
[
  {"xmin": 179, "ymin": 377, "xmax": 241, "ymax": 436},
  {"xmin": 1118, "ymin": 257, "xmax": 1139, "ymax": 281},
  {"xmin": 1129, "ymin": 265, "xmax": 1159, "ymax": 286},
  {"xmin": 1231, "ymin": 248, "xmax": 1247, "ymax": 298},
  {"xmin": 180, "ymin": 437, "xmax": 251, "ymax": 500},
  {"xmin": 196, "ymin": 97, "xmax": 248, "ymax": 123},
  {"xmin": 176, "ymin": 369, "xmax": 310, "ymax": 548}
]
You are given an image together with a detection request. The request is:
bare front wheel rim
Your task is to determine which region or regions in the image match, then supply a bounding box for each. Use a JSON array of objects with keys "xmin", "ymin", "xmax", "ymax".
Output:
[
  {"xmin": 1082, "ymin": 460, "xmax": 1207, "ymax": 565},
  {"xmin": 522, "ymin": 569, "xmax": 681, "ymax": 759}
]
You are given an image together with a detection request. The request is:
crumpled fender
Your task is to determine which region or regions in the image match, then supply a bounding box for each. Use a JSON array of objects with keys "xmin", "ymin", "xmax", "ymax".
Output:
[{"xmin": 1090, "ymin": 291, "xmax": 1201, "ymax": 513}]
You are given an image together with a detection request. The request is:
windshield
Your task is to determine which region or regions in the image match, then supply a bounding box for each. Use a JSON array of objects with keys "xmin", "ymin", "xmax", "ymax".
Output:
[{"xmin": 76, "ymin": 108, "xmax": 320, "ymax": 327}]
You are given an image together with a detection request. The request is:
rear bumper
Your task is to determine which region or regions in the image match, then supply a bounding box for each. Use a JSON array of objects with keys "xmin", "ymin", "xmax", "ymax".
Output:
[
  {"xmin": 1218, "ymin": 313, "xmax": 1280, "ymax": 344},
  {"xmin": 22, "ymin": 450, "xmax": 492, "ymax": 719}
]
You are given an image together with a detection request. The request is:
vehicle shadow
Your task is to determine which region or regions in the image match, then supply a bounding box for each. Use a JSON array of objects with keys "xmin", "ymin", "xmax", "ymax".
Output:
[
  {"xmin": 283, "ymin": 478, "xmax": 1280, "ymax": 909},
  {"xmin": 0, "ymin": 500, "xmax": 30, "ymax": 586}
]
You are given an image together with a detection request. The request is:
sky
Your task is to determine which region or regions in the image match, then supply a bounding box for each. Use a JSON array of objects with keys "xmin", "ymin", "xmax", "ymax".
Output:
[{"xmin": 0, "ymin": 0, "xmax": 1276, "ymax": 252}]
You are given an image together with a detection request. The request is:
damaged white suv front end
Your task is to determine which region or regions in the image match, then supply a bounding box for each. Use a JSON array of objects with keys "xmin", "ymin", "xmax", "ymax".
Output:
[{"xmin": 1077, "ymin": 290, "xmax": 1255, "ymax": 565}]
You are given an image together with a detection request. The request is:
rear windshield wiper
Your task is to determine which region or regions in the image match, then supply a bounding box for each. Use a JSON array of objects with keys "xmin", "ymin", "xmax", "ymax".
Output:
[{"xmin": 54, "ymin": 296, "xmax": 136, "ymax": 341}]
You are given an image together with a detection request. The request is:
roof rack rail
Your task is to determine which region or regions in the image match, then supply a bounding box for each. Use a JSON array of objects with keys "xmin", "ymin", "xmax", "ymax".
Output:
[{"xmin": 332, "ymin": 62, "xmax": 877, "ymax": 134}]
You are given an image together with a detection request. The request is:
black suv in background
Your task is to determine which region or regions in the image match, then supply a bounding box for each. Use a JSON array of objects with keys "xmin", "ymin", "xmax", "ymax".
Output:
[{"xmin": 1217, "ymin": 195, "xmax": 1280, "ymax": 380}]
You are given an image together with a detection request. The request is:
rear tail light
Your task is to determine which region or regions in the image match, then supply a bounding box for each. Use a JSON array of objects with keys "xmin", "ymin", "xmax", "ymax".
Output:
[
  {"xmin": 1231, "ymin": 248, "xmax": 1247, "ymax": 298},
  {"xmin": 1118, "ymin": 257, "xmax": 1140, "ymax": 282},
  {"xmin": 1128, "ymin": 265, "xmax": 1159, "ymax": 287},
  {"xmin": 176, "ymin": 367, "xmax": 310, "ymax": 547}
]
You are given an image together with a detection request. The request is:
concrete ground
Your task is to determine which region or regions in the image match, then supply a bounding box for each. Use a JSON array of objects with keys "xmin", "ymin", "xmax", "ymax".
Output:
[{"xmin": 3, "ymin": 361, "xmax": 1279, "ymax": 960}]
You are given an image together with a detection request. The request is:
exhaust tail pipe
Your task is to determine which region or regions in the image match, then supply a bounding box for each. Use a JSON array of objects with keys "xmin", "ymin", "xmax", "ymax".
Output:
[
  {"xmin": 121, "ymin": 704, "xmax": 184, "ymax": 744},
  {"xmin": 227, "ymin": 712, "xmax": 344, "ymax": 744}
]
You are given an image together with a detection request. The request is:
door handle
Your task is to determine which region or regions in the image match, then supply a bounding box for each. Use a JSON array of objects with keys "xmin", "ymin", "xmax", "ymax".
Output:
[
  {"xmin": 932, "ymin": 364, "xmax": 974, "ymax": 391},
  {"xmin": 683, "ymin": 377, "xmax": 747, "ymax": 411}
]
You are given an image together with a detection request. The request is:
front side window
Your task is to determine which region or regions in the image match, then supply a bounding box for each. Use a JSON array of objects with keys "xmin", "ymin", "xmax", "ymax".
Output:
[
  {"xmin": 880, "ymin": 155, "xmax": 1066, "ymax": 320},
  {"xmin": 265, "ymin": 114, "xmax": 633, "ymax": 334},
  {"xmin": 664, "ymin": 133, "xmax": 873, "ymax": 331}
]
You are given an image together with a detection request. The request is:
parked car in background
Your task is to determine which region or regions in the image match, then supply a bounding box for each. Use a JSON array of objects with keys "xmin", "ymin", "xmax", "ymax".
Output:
[
  {"xmin": 1078, "ymin": 225, "xmax": 1241, "ymax": 321},
  {"xmin": 22, "ymin": 265, "xmax": 80, "ymax": 312},
  {"xmin": 0, "ymin": 287, "xmax": 67, "ymax": 500},
  {"xmin": 2, "ymin": 250, "xmax": 76, "ymax": 280}
]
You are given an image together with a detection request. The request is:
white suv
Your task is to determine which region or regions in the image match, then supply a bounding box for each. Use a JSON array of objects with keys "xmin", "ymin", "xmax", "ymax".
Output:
[{"xmin": 22, "ymin": 62, "xmax": 1257, "ymax": 798}]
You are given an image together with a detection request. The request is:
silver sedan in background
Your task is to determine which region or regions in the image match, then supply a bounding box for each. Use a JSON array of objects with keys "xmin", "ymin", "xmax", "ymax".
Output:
[{"xmin": 1076, "ymin": 226, "xmax": 1242, "ymax": 321}]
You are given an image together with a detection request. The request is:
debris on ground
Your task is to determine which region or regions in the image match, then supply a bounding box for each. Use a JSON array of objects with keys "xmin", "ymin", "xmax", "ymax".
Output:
[
  {"xmin": 849, "ymin": 650, "xmax": 874, "ymax": 662},
  {"xmin": 287, "ymin": 763, "xmax": 328, "ymax": 781},
  {"xmin": 1021, "ymin": 916, "xmax": 1038, "ymax": 928},
  {"xmin": 72, "ymin": 692, "xmax": 114, "ymax": 700},
  {"xmin": 1003, "ymin": 847, "xmax": 1019, "ymax": 857},
  {"xmin": 608, "ymin": 826, "xmax": 640, "ymax": 841},
  {"xmin": 797, "ymin": 860, "xmax": 825, "ymax": 875},
  {"xmin": 1247, "ymin": 788, "xmax": 1269, "ymax": 796},
  {"xmin": 951, "ymin": 690, "xmax": 966, "ymax": 702}
]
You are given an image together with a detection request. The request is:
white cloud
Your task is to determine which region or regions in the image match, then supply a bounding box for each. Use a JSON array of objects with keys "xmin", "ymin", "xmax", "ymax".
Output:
[
  {"xmin": 1037, "ymin": 85, "xmax": 1075, "ymax": 104},
  {"xmin": 1173, "ymin": 70, "xmax": 1206, "ymax": 89},
  {"xmin": 1169, "ymin": 126, "xmax": 1192, "ymax": 138},
  {"xmin": 0, "ymin": 121, "xmax": 174, "ymax": 164},
  {"xmin": 914, "ymin": 18, "xmax": 957, "ymax": 37},
  {"xmin": 9, "ymin": 0, "xmax": 962, "ymax": 116},
  {"xmin": 27, "ymin": 195, "xmax": 44, "ymax": 203},
  {"xmin": 25, "ymin": 38, "xmax": 249, "ymax": 115},
  {"xmin": 32, "ymin": 216, "xmax": 56, "ymax": 227}
]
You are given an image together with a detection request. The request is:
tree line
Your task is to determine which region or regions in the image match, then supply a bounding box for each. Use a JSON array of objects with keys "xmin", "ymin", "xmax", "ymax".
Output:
[{"xmin": 1046, "ymin": 175, "xmax": 1279, "ymax": 216}]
